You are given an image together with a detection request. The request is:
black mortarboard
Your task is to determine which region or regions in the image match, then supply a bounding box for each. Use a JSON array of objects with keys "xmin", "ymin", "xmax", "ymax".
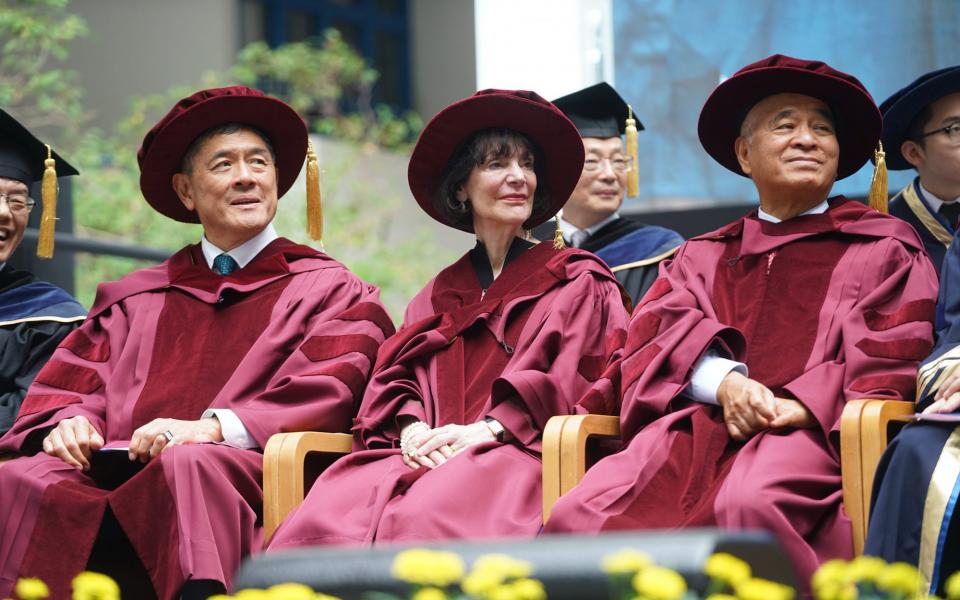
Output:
[
  {"xmin": 0, "ymin": 109, "xmax": 78, "ymax": 184},
  {"xmin": 0, "ymin": 109, "xmax": 79, "ymax": 258},
  {"xmin": 552, "ymin": 82, "xmax": 644, "ymax": 138},
  {"xmin": 880, "ymin": 65, "xmax": 960, "ymax": 170}
]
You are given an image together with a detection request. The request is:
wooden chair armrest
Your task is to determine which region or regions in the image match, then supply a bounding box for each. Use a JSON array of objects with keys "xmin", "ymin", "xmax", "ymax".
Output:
[
  {"xmin": 840, "ymin": 399, "xmax": 914, "ymax": 555},
  {"xmin": 262, "ymin": 432, "xmax": 352, "ymax": 542},
  {"xmin": 542, "ymin": 414, "xmax": 620, "ymax": 522}
]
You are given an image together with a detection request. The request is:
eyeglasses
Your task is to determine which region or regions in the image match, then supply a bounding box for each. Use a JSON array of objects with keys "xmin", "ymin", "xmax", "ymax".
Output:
[
  {"xmin": 921, "ymin": 122, "xmax": 960, "ymax": 144},
  {"xmin": 583, "ymin": 157, "xmax": 634, "ymax": 173},
  {"xmin": 0, "ymin": 192, "xmax": 36, "ymax": 215}
]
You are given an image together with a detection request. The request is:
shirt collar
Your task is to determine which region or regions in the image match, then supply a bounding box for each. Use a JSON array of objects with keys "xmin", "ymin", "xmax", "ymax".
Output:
[
  {"xmin": 919, "ymin": 181, "xmax": 960, "ymax": 213},
  {"xmin": 200, "ymin": 222, "xmax": 278, "ymax": 270},
  {"xmin": 757, "ymin": 200, "xmax": 829, "ymax": 223},
  {"xmin": 558, "ymin": 212, "xmax": 621, "ymax": 240}
]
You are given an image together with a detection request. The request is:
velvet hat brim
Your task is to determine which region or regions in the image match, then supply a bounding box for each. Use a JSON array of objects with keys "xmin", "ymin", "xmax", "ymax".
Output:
[
  {"xmin": 698, "ymin": 54, "xmax": 881, "ymax": 180},
  {"xmin": 407, "ymin": 89, "xmax": 585, "ymax": 233},
  {"xmin": 138, "ymin": 86, "xmax": 307, "ymax": 223},
  {"xmin": 880, "ymin": 66, "xmax": 960, "ymax": 170}
]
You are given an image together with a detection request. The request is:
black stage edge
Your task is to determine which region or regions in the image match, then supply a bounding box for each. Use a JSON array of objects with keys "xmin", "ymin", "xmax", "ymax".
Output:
[{"xmin": 236, "ymin": 529, "xmax": 797, "ymax": 598}]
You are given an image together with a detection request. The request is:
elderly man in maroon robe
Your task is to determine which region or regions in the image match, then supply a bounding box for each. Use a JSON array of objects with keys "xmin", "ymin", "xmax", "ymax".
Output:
[
  {"xmin": 543, "ymin": 55, "xmax": 939, "ymax": 585},
  {"xmin": 0, "ymin": 87, "xmax": 394, "ymax": 600}
]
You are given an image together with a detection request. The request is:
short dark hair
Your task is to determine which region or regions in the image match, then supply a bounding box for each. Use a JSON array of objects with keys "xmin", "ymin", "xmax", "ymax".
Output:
[
  {"xmin": 179, "ymin": 123, "xmax": 276, "ymax": 174},
  {"xmin": 905, "ymin": 104, "xmax": 935, "ymax": 148},
  {"xmin": 434, "ymin": 128, "xmax": 549, "ymax": 231}
]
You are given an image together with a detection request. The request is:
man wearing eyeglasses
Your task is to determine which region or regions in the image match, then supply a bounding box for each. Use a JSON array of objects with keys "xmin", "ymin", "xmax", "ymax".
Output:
[
  {"xmin": 0, "ymin": 109, "xmax": 85, "ymax": 437},
  {"xmin": 865, "ymin": 66, "xmax": 960, "ymax": 596},
  {"xmin": 535, "ymin": 83, "xmax": 683, "ymax": 305},
  {"xmin": 884, "ymin": 66, "xmax": 960, "ymax": 272}
]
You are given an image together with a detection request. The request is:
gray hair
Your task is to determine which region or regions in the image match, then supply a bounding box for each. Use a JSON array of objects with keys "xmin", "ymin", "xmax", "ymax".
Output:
[{"xmin": 179, "ymin": 123, "xmax": 276, "ymax": 174}]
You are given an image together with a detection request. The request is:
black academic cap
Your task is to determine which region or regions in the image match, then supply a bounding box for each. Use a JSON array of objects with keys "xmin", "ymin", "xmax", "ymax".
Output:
[
  {"xmin": 552, "ymin": 82, "xmax": 644, "ymax": 138},
  {"xmin": 0, "ymin": 109, "xmax": 78, "ymax": 184}
]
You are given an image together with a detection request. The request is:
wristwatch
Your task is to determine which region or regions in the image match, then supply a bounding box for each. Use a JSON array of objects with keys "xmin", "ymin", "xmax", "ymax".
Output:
[{"xmin": 484, "ymin": 417, "xmax": 506, "ymax": 442}]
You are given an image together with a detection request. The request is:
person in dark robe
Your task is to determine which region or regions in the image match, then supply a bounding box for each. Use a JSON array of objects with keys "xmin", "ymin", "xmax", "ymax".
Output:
[
  {"xmin": 543, "ymin": 55, "xmax": 939, "ymax": 588},
  {"xmin": 267, "ymin": 90, "xmax": 630, "ymax": 550},
  {"xmin": 0, "ymin": 86, "xmax": 394, "ymax": 600},
  {"xmin": 0, "ymin": 109, "xmax": 86, "ymax": 436},
  {"xmin": 865, "ymin": 65, "xmax": 960, "ymax": 596},
  {"xmin": 882, "ymin": 66, "xmax": 960, "ymax": 273},
  {"xmin": 533, "ymin": 83, "xmax": 683, "ymax": 304}
]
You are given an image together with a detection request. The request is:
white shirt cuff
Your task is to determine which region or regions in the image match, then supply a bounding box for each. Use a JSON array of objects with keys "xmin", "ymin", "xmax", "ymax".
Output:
[
  {"xmin": 687, "ymin": 351, "xmax": 748, "ymax": 405},
  {"xmin": 202, "ymin": 409, "xmax": 258, "ymax": 449}
]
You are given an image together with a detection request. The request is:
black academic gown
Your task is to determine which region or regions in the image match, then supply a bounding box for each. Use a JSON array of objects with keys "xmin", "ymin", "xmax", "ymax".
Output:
[
  {"xmin": 0, "ymin": 266, "xmax": 86, "ymax": 435},
  {"xmin": 889, "ymin": 178, "xmax": 953, "ymax": 272},
  {"xmin": 534, "ymin": 216, "xmax": 683, "ymax": 306}
]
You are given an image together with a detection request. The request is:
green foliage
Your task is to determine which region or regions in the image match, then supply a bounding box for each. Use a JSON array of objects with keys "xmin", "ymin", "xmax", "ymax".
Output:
[
  {"xmin": 0, "ymin": 0, "xmax": 88, "ymax": 141},
  {"xmin": 232, "ymin": 30, "xmax": 423, "ymax": 150}
]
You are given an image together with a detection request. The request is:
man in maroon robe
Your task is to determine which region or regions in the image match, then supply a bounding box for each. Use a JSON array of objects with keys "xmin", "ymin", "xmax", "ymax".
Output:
[
  {"xmin": 543, "ymin": 55, "xmax": 939, "ymax": 585},
  {"xmin": 0, "ymin": 87, "xmax": 393, "ymax": 600}
]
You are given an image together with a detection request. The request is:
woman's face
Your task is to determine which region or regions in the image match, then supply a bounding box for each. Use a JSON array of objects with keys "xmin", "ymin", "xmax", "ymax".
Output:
[{"xmin": 456, "ymin": 148, "xmax": 537, "ymax": 231}]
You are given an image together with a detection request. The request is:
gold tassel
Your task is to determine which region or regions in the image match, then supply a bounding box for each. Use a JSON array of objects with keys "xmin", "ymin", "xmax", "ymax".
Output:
[
  {"xmin": 552, "ymin": 213, "xmax": 566, "ymax": 250},
  {"xmin": 625, "ymin": 104, "xmax": 639, "ymax": 198},
  {"xmin": 868, "ymin": 141, "xmax": 888, "ymax": 214},
  {"xmin": 36, "ymin": 144, "xmax": 57, "ymax": 259},
  {"xmin": 306, "ymin": 140, "xmax": 323, "ymax": 245}
]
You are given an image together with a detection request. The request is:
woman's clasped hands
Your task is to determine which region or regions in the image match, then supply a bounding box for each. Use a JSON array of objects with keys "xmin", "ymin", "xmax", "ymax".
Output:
[{"xmin": 398, "ymin": 420, "xmax": 499, "ymax": 470}]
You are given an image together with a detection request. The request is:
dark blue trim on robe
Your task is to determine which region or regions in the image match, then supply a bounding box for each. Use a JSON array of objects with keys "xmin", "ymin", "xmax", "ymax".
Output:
[
  {"xmin": 0, "ymin": 279, "xmax": 86, "ymax": 323},
  {"xmin": 594, "ymin": 225, "xmax": 683, "ymax": 269}
]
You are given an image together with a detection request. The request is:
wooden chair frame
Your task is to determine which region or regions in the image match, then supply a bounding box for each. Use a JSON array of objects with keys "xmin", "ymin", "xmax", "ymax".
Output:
[
  {"xmin": 541, "ymin": 399, "xmax": 914, "ymax": 555},
  {"xmin": 262, "ymin": 431, "xmax": 352, "ymax": 541}
]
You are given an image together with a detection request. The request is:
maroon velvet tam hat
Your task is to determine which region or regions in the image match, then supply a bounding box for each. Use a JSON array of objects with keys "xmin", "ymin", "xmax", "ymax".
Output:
[
  {"xmin": 407, "ymin": 89, "xmax": 585, "ymax": 233},
  {"xmin": 137, "ymin": 86, "xmax": 307, "ymax": 223},
  {"xmin": 698, "ymin": 54, "xmax": 881, "ymax": 180}
]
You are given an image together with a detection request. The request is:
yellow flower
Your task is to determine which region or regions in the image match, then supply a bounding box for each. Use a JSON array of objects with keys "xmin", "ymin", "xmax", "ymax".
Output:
[
  {"xmin": 266, "ymin": 583, "xmax": 317, "ymax": 599},
  {"xmin": 411, "ymin": 587, "xmax": 447, "ymax": 600},
  {"xmin": 233, "ymin": 590, "xmax": 271, "ymax": 600},
  {"xmin": 391, "ymin": 549, "xmax": 465, "ymax": 588},
  {"xmin": 602, "ymin": 549, "xmax": 653, "ymax": 575},
  {"xmin": 705, "ymin": 595, "xmax": 738, "ymax": 600},
  {"xmin": 704, "ymin": 552, "xmax": 752, "ymax": 587},
  {"xmin": 847, "ymin": 555, "xmax": 886, "ymax": 584},
  {"xmin": 71, "ymin": 572, "xmax": 120, "ymax": 600},
  {"xmin": 632, "ymin": 565, "xmax": 687, "ymax": 600},
  {"xmin": 877, "ymin": 562, "xmax": 924, "ymax": 597},
  {"xmin": 462, "ymin": 570, "xmax": 505, "ymax": 597},
  {"xmin": 947, "ymin": 570, "xmax": 960, "ymax": 600},
  {"xmin": 14, "ymin": 578, "xmax": 49, "ymax": 600},
  {"xmin": 734, "ymin": 577, "xmax": 795, "ymax": 600},
  {"xmin": 506, "ymin": 578, "xmax": 546, "ymax": 600},
  {"xmin": 471, "ymin": 554, "xmax": 533, "ymax": 581},
  {"xmin": 812, "ymin": 560, "xmax": 851, "ymax": 596},
  {"xmin": 206, "ymin": 596, "xmax": 233, "ymax": 600},
  {"xmin": 812, "ymin": 581, "xmax": 857, "ymax": 600}
]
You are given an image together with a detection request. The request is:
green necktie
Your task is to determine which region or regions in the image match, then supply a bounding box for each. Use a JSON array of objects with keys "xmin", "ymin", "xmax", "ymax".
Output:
[{"xmin": 212, "ymin": 253, "xmax": 239, "ymax": 276}]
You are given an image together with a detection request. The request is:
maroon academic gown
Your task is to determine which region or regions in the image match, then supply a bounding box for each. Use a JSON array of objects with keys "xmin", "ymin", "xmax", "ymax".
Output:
[
  {"xmin": 267, "ymin": 241, "xmax": 630, "ymax": 549},
  {"xmin": 0, "ymin": 239, "xmax": 394, "ymax": 600},
  {"xmin": 544, "ymin": 198, "xmax": 939, "ymax": 585}
]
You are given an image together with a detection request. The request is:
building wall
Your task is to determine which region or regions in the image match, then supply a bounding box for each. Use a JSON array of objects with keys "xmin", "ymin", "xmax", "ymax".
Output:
[
  {"xmin": 409, "ymin": 0, "xmax": 477, "ymax": 120},
  {"xmin": 68, "ymin": 0, "xmax": 242, "ymax": 131}
]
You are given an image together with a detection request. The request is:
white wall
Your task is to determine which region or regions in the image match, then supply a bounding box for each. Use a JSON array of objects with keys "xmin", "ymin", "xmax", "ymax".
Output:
[{"xmin": 474, "ymin": 0, "xmax": 614, "ymax": 100}]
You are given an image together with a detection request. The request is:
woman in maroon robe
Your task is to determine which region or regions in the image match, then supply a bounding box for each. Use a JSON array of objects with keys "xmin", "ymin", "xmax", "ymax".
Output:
[{"xmin": 268, "ymin": 90, "xmax": 631, "ymax": 548}]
